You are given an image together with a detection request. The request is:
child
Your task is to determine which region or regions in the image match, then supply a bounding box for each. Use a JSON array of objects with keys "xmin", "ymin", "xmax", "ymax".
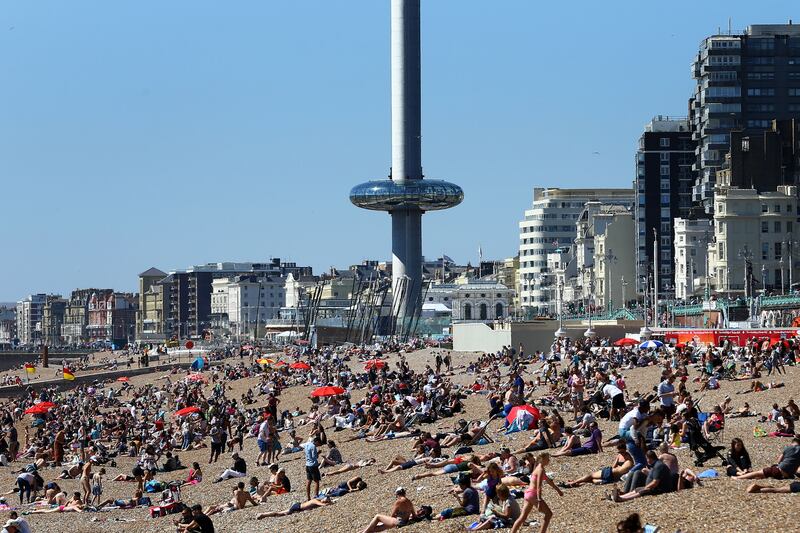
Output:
[{"xmin": 91, "ymin": 468, "xmax": 105, "ymax": 506}]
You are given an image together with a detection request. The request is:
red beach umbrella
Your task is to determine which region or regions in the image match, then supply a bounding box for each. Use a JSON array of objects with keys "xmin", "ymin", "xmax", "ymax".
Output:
[
  {"xmin": 505, "ymin": 405, "xmax": 541, "ymax": 425},
  {"xmin": 116, "ymin": 376, "xmax": 130, "ymax": 382},
  {"xmin": 24, "ymin": 402, "xmax": 56, "ymax": 415},
  {"xmin": 311, "ymin": 386, "xmax": 345, "ymax": 398},
  {"xmin": 364, "ymin": 359, "xmax": 386, "ymax": 370},
  {"xmin": 174, "ymin": 406, "xmax": 201, "ymax": 417},
  {"xmin": 290, "ymin": 362, "xmax": 311, "ymax": 370},
  {"xmin": 613, "ymin": 338, "xmax": 639, "ymax": 347}
]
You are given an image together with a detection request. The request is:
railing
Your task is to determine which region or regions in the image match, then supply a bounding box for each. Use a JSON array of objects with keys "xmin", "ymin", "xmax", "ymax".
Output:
[{"xmin": 760, "ymin": 294, "xmax": 800, "ymax": 309}]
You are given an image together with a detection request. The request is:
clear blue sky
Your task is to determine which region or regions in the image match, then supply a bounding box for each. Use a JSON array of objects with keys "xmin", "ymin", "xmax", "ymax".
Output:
[{"xmin": 1, "ymin": 1, "xmax": 797, "ymax": 300}]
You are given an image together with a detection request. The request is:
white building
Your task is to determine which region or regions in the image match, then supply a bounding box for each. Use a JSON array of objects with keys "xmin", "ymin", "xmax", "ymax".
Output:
[
  {"xmin": 673, "ymin": 218, "xmax": 713, "ymax": 300},
  {"xmin": 213, "ymin": 276, "xmax": 286, "ymax": 335},
  {"xmin": 710, "ymin": 185, "xmax": 798, "ymax": 295},
  {"xmin": 518, "ymin": 188, "xmax": 634, "ymax": 316},
  {"xmin": 450, "ymin": 278, "xmax": 514, "ymax": 321},
  {"xmin": 16, "ymin": 294, "xmax": 46, "ymax": 345},
  {"xmin": 593, "ymin": 209, "xmax": 636, "ymax": 310}
]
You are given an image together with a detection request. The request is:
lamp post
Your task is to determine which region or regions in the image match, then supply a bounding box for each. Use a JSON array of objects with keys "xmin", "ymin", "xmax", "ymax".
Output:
[
  {"xmin": 780, "ymin": 257, "xmax": 785, "ymax": 295},
  {"xmin": 640, "ymin": 273, "xmax": 652, "ymax": 339},
  {"xmin": 621, "ymin": 276, "xmax": 628, "ymax": 310},
  {"xmin": 584, "ymin": 267, "xmax": 596, "ymax": 338},
  {"xmin": 555, "ymin": 277, "xmax": 566, "ymax": 338}
]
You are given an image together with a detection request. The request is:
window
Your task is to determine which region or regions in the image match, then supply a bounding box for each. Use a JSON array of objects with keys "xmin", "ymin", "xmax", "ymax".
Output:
[
  {"xmin": 789, "ymin": 88, "xmax": 800, "ymax": 97},
  {"xmin": 719, "ymin": 242, "xmax": 725, "ymax": 259},
  {"xmin": 774, "ymin": 204, "xmax": 781, "ymax": 213},
  {"xmin": 479, "ymin": 303, "xmax": 488, "ymax": 320},
  {"xmin": 661, "ymin": 207, "xmax": 671, "ymax": 219},
  {"xmin": 745, "ymin": 57, "xmax": 774, "ymax": 65},
  {"xmin": 747, "ymin": 119, "xmax": 771, "ymax": 129},
  {"xmin": 762, "ymin": 242, "xmax": 769, "ymax": 260},
  {"xmin": 661, "ymin": 193, "xmax": 671, "ymax": 204},
  {"xmin": 690, "ymin": 248, "xmax": 697, "ymax": 257},
  {"xmin": 495, "ymin": 303, "xmax": 504, "ymax": 319},
  {"xmin": 776, "ymin": 269, "xmax": 782, "ymax": 286},
  {"xmin": 660, "ymin": 181, "xmax": 670, "ymax": 191},
  {"xmin": 659, "ymin": 138, "xmax": 670, "ymax": 147},
  {"xmin": 496, "ymin": 293, "xmax": 501, "ymax": 298},
  {"xmin": 660, "ymin": 165, "xmax": 670, "ymax": 176},
  {"xmin": 775, "ymin": 242, "xmax": 783, "ymax": 260},
  {"xmin": 788, "ymin": 221, "xmax": 794, "ymax": 234},
  {"xmin": 762, "ymin": 204, "xmax": 768, "ymax": 213},
  {"xmin": 775, "ymin": 221, "xmax": 781, "ymax": 233},
  {"xmin": 659, "ymin": 152, "xmax": 670, "ymax": 162},
  {"xmin": 747, "ymin": 88, "xmax": 775, "ymax": 96},
  {"xmin": 747, "ymin": 103, "xmax": 775, "ymax": 112},
  {"xmin": 762, "ymin": 221, "xmax": 769, "ymax": 233},
  {"xmin": 747, "ymin": 72, "xmax": 775, "ymax": 80}
]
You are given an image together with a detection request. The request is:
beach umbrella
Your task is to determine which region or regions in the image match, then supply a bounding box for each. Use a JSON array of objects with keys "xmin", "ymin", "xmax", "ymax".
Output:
[
  {"xmin": 174, "ymin": 406, "xmax": 201, "ymax": 417},
  {"xmin": 311, "ymin": 386, "xmax": 345, "ymax": 398},
  {"xmin": 290, "ymin": 362, "xmax": 311, "ymax": 370},
  {"xmin": 24, "ymin": 402, "xmax": 56, "ymax": 415},
  {"xmin": 613, "ymin": 338, "xmax": 638, "ymax": 347},
  {"xmin": 116, "ymin": 376, "xmax": 130, "ymax": 382},
  {"xmin": 505, "ymin": 405, "xmax": 541, "ymax": 425},
  {"xmin": 363, "ymin": 359, "xmax": 386, "ymax": 370},
  {"xmin": 256, "ymin": 358, "xmax": 275, "ymax": 365},
  {"xmin": 186, "ymin": 373, "xmax": 208, "ymax": 383},
  {"xmin": 273, "ymin": 361, "xmax": 287, "ymax": 367},
  {"xmin": 639, "ymin": 340, "xmax": 664, "ymax": 350}
]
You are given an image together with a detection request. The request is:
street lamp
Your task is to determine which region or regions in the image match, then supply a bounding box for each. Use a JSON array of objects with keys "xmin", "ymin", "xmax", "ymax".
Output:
[
  {"xmin": 640, "ymin": 273, "xmax": 652, "ymax": 339},
  {"xmin": 584, "ymin": 267, "xmax": 596, "ymax": 338},
  {"xmin": 780, "ymin": 257, "xmax": 785, "ymax": 295},
  {"xmin": 554, "ymin": 277, "xmax": 567, "ymax": 338},
  {"xmin": 621, "ymin": 276, "xmax": 628, "ymax": 310}
]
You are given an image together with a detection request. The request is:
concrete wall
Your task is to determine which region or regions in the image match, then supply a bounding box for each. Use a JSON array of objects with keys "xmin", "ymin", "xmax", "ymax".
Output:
[
  {"xmin": 453, "ymin": 322, "xmax": 512, "ymax": 353},
  {"xmin": 454, "ymin": 319, "xmax": 644, "ymax": 354}
]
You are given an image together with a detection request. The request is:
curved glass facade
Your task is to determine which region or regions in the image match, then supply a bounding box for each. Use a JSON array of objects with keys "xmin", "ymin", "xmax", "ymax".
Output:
[{"xmin": 350, "ymin": 179, "xmax": 464, "ymax": 212}]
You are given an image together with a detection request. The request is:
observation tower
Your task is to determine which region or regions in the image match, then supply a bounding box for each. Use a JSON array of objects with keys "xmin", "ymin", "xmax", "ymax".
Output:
[{"xmin": 350, "ymin": 0, "xmax": 463, "ymax": 328}]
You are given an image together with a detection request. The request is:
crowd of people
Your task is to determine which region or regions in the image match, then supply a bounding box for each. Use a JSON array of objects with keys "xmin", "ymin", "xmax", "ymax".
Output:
[{"xmin": 0, "ymin": 332, "xmax": 795, "ymax": 532}]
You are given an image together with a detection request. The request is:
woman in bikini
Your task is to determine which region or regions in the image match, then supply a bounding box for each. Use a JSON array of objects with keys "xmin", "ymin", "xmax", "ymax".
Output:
[{"xmin": 511, "ymin": 453, "xmax": 562, "ymax": 533}]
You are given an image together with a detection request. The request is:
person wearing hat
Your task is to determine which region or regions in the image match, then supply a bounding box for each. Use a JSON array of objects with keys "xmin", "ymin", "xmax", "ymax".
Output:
[
  {"xmin": 360, "ymin": 487, "xmax": 415, "ymax": 533},
  {"xmin": 3, "ymin": 512, "xmax": 29, "ymax": 533}
]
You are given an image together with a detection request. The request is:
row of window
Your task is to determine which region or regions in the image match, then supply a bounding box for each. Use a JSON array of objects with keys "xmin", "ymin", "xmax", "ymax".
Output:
[{"xmin": 761, "ymin": 220, "xmax": 794, "ymax": 234}]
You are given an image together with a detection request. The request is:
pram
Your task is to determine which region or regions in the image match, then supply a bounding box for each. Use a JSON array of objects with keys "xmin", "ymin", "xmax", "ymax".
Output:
[{"xmin": 684, "ymin": 417, "xmax": 726, "ymax": 466}]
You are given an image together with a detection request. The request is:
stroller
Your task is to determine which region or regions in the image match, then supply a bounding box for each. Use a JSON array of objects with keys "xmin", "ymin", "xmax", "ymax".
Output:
[{"xmin": 684, "ymin": 417, "xmax": 727, "ymax": 466}]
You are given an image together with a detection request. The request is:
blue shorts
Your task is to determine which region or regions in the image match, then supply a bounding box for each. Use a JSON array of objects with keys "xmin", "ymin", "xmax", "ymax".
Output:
[
  {"xmin": 257, "ymin": 439, "xmax": 268, "ymax": 452},
  {"xmin": 444, "ymin": 464, "xmax": 459, "ymax": 474},
  {"xmin": 600, "ymin": 466, "xmax": 614, "ymax": 484}
]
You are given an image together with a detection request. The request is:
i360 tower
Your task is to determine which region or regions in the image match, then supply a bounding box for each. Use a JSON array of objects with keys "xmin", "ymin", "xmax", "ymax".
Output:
[{"xmin": 350, "ymin": 0, "xmax": 463, "ymax": 331}]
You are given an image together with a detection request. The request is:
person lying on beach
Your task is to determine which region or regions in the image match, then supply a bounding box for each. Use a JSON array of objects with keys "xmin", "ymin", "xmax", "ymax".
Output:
[
  {"xmin": 256, "ymin": 496, "xmax": 334, "ymax": 519},
  {"xmin": 746, "ymin": 481, "xmax": 800, "ymax": 494},
  {"xmin": 205, "ymin": 482, "xmax": 259, "ymax": 516},
  {"xmin": 561, "ymin": 442, "xmax": 633, "ymax": 488},
  {"xmin": 27, "ymin": 491, "xmax": 85, "ymax": 514},
  {"xmin": 319, "ymin": 476, "xmax": 367, "ymax": 497},
  {"xmin": 411, "ymin": 456, "xmax": 483, "ymax": 481},
  {"xmin": 323, "ymin": 458, "xmax": 376, "ymax": 476},
  {"xmin": 95, "ymin": 489, "xmax": 152, "ymax": 509},
  {"xmin": 380, "ymin": 456, "xmax": 432, "ymax": 474},
  {"xmin": 734, "ymin": 438, "xmax": 800, "ymax": 481}
]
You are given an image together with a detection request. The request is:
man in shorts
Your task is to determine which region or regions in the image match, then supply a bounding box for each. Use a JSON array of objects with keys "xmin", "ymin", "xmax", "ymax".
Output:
[
  {"xmin": 735, "ymin": 438, "xmax": 800, "ymax": 481},
  {"xmin": 303, "ymin": 437, "xmax": 321, "ymax": 501}
]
